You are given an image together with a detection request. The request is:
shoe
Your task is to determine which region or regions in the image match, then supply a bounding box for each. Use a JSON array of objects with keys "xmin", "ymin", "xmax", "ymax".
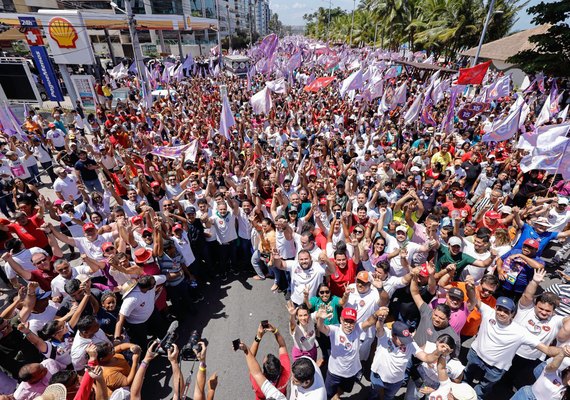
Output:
[
  {"xmin": 284, "ymin": 291, "xmax": 291, "ymax": 301},
  {"xmin": 253, "ymin": 275, "xmax": 265, "ymax": 280},
  {"xmin": 231, "ymin": 269, "xmax": 240, "ymax": 276},
  {"xmin": 270, "ymin": 284, "xmax": 279, "ymax": 291}
]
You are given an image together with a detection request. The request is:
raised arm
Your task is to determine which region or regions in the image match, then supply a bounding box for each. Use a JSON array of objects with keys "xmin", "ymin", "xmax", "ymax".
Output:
[{"xmin": 520, "ymin": 268, "xmax": 546, "ymax": 308}]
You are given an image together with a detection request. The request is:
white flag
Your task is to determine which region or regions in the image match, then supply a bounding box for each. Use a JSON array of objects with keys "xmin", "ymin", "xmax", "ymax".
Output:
[
  {"xmin": 482, "ymin": 102, "xmax": 523, "ymax": 142},
  {"xmin": 250, "ymin": 87, "xmax": 272, "ymax": 115},
  {"xmin": 403, "ymin": 94, "xmax": 423, "ymax": 125},
  {"xmin": 391, "ymin": 81, "xmax": 407, "ymax": 109},
  {"xmin": 339, "ymin": 69, "xmax": 364, "ymax": 98},
  {"xmin": 536, "ymin": 93, "xmax": 552, "ymax": 126},
  {"xmin": 559, "ymin": 105, "xmax": 569, "ymax": 122},
  {"xmin": 517, "ymin": 122, "xmax": 570, "ymax": 151},
  {"xmin": 266, "ymin": 78, "xmax": 287, "ymax": 94}
]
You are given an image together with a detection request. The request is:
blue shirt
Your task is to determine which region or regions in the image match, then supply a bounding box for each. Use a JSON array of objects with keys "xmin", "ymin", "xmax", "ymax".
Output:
[
  {"xmin": 512, "ymin": 223, "xmax": 558, "ymax": 257},
  {"xmin": 500, "ymin": 248, "xmax": 545, "ymax": 293}
]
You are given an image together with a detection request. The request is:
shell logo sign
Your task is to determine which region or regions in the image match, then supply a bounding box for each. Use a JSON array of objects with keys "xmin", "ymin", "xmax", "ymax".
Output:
[{"xmin": 48, "ymin": 17, "xmax": 78, "ymax": 49}]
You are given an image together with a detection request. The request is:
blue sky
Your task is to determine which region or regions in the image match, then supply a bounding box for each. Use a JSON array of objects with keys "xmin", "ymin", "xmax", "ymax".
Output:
[{"xmin": 270, "ymin": 0, "xmax": 548, "ymax": 32}]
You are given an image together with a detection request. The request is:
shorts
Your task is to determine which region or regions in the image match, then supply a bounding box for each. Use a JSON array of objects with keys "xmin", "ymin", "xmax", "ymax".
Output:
[
  {"xmin": 292, "ymin": 345, "xmax": 317, "ymax": 361},
  {"xmin": 325, "ymin": 370, "xmax": 359, "ymax": 398}
]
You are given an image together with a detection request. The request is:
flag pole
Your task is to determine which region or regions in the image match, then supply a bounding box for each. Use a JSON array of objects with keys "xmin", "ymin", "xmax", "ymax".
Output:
[{"xmin": 546, "ymin": 140, "xmax": 570, "ymax": 195}]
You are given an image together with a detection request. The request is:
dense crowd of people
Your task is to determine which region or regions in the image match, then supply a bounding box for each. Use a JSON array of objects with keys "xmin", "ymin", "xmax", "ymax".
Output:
[{"xmin": 0, "ymin": 36, "xmax": 569, "ymax": 400}]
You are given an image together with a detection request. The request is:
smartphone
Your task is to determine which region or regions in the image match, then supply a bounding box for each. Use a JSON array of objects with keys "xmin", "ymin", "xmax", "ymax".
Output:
[
  {"xmin": 335, "ymin": 211, "xmax": 341, "ymax": 219},
  {"xmin": 232, "ymin": 339, "xmax": 240, "ymax": 351},
  {"xmin": 261, "ymin": 320, "xmax": 269, "ymax": 329}
]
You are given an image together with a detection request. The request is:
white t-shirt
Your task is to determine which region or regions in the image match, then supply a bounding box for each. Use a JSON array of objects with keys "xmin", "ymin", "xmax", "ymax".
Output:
[
  {"xmin": 47, "ymin": 128, "xmax": 66, "ymax": 147},
  {"xmin": 291, "ymin": 315, "xmax": 317, "ymax": 351},
  {"xmin": 532, "ymin": 368, "xmax": 566, "ymax": 400},
  {"xmin": 70, "ymin": 328, "xmax": 110, "ymax": 370},
  {"xmin": 7, "ymin": 157, "xmax": 31, "ymax": 179},
  {"xmin": 327, "ymin": 324, "xmax": 363, "ymax": 378},
  {"xmin": 53, "ymin": 175, "xmax": 79, "ymax": 201},
  {"xmin": 471, "ymin": 302, "xmax": 542, "ymax": 370},
  {"xmin": 345, "ymin": 284, "xmax": 380, "ymax": 340},
  {"xmin": 284, "ymin": 260, "xmax": 327, "ymax": 305},
  {"xmin": 371, "ymin": 327, "xmax": 420, "ymax": 383},
  {"xmin": 59, "ymin": 202, "xmax": 87, "ymax": 238},
  {"xmin": 211, "ymin": 208, "xmax": 238, "ymax": 244},
  {"xmin": 171, "ymin": 231, "xmax": 195, "ymax": 266},
  {"xmin": 27, "ymin": 302, "xmax": 59, "ymax": 334},
  {"xmin": 119, "ymin": 275, "xmax": 166, "ymax": 324},
  {"xmin": 73, "ymin": 232, "xmax": 115, "ymax": 261},
  {"xmin": 50, "ymin": 265, "xmax": 97, "ymax": 298},
  {"xmin": 4, "ymin": 247, "xmax": 38, "ymax": 280},
  {"xmin": 289, "ymin": 356, "xmax": 326, "ymax": 400},
  {"xmin": 419, "ymin": 341, "xmax": 465, "ymax": 384},
  {"xmin": 514, "ymin": 302, "xmax": 564, "ymax": 360},
  {"xmin": 260, "ymin": 379, "xmax": 287, "ymax": 400},
  {"xmin": 428, "ymin": 378, "xmax": 452, "ymax": 400},
  {"xmin": 461, "ymin": 240, "xmax": 490, "ymax": 284},
  {"xmin": 237, "ymin": 208, "xmax": 253, "ymax": 240}
]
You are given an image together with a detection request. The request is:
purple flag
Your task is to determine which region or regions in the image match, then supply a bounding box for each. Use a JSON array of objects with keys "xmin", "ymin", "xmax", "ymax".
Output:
[
  {"xmin": 404, "ymin": 94, "xmax": 422, "ymax": 125},
  {"xmin": 482, "ymin": 102, "xmax": 523, "ymax": 142},
  {"xmin": 287, "ymin": 52, "xmax": 302, "ymax": 74},
  {"xmin": 259, "ymin": 34, "xmax": 279, "ymax": 59},
  {"xmin": 420, "ymin": 98, "xmax": 437, "ymax": 126},
  {"xmin": 339, "ymin": 69, "xmax": 364, "ymax": 98}
]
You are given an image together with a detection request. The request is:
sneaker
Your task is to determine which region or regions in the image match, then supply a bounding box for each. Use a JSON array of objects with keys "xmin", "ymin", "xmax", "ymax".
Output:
[{"xmin": 284, "ymin": 291, "xmax": 291, "ymax": 301}]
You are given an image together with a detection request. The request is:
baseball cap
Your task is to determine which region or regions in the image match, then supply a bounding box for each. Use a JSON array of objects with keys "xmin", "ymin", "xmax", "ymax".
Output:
[
  {"xmin": 131, "ymin": 215, "xmax": 143, "ymax": 224},
  {"xmin": 48, "ymin": 123, "xmax": 55, "ymax": 128},
  {"xmin": 356, "ymin": 271, "xmax": 370, "ymax": 283},
  {"xmin": 448, "ymin": 236, "xmax": 463, "ymax": 247},
  {"xmin": 82, "ymin": 222, "xmax": 96, "ymax": 232},
  {"xmin": 76, "ymin": 274, "xmax": 90, "ymax": 283},
  {"xmin": 319, "ymin": 197, "xmax": 327, "ymax": 206},
  {"xmin": 395, "ymin": 225, "xmax": 408, "ymax": 233},
  {"xmin": 341, "ymin": 307, "xmax": 357, "ymax": 322},
  {"xmin": 101, "ymin": 242, "xmax": 114, "ymax": 252},
  {"xmin": 61, "ymin": 202, "xmax": 73, "ymax": 209},
  {"xmin": 186, "ymin": 206, "xmax": 196, "ymax": 215},
  {"xmin": 523, "ymin": 238, "xmax": 539, "ymax": 249},
  {"xmin": 410, "ymin": 166, "xmax": 421, "ymax": 173},
  {"xmin": 150, "ymin": 181, "xmax": 161, "ymax": 188},
  {"xmin": 419, "ymin": 263, "xmax": 430, "ymax": 277},
  {"xmin": 449, "ymin": 382, "xmax": 477, "ymax": 400},
  {"xmin": 172, "ymin": 224, "xmax": 183, "ymax": 232},
  {"xmin": 264, "ymin": 198, "xmax": 272, "ymax": 208},
  {"xmin": 35, "ymin": 288, "xmax": 52, "ymax": 300},
  {"xmin": 558, "ymin": 197, "xmax": 569, "ymax": 205},
  {"xmin": 485, "ymin": 210, "xmax": 501, "ymax": 219},
  {"xmin": 134, "ymin": 248, "xmax": 152, "ymax": 264},
  {"xmin": 453, "ymin": 190, "xmax": 466, "ymax": 198},
  {"xmin": 142, "ymin": 227, "xmax": 153, "ymax": 235},
  {"xmin": 501, "ymin": 206, "xmax": 512, "ymax": 215},
  {"xmin": 534, "ymin": 217, "xmax": 551, "ymax": 227},
  {"xmin": 496, "ymin": 296, "xmax": 516, "ymax": 312},
  {"xmin": 391, "ymin": 321, "xmax": 413, "ymax": 345},
  {"xmin": 447, "ymin": 287, "xmax": 465, "ymax": 300}
]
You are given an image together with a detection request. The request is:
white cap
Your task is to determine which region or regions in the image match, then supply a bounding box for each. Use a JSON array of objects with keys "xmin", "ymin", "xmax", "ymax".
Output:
[
  {"xmin": 501, "ymin": 206, "xmax": 512, "ymax": 214},
  {"xmin": 449, "ymin": 382, "xmax": 477, "ymax": 400},
  {"xmin": 410, "ymin": 166, "xmax": 421, "ymax": 173},
  {"xmin": 558, "ymin": 197, "xmax": 569, "ymax": 205},
  {"xmin": 395, "ymin": 225, "xmax": 408, "ymax": 233},
  {"xmin": 448, "ymin": 236, "xmax": 463, "ymax": 247}
]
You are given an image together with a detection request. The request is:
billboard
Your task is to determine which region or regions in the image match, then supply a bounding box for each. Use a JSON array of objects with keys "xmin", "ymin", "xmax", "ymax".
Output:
[
  {"xmin": 37, "ymin": 11, "xmax": 95, "ymax": 65},
  {"xmin": 29, "ymin": 45, "xmax": 64, "ymax": 101},
  {"xmin": 0, "ymin": 59, "xmax": 42, "ymax": 103},
  {"xmin": 71, "ymin": 75, "xmax": 96, "ymax": 109}
]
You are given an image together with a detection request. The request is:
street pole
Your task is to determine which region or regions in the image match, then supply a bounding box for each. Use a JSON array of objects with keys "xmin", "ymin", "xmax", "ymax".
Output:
[
  {"xmin": 124, "ymin": 0, "xmax": 147, "ymax": 103},
  {"xmin": 327, "ymin": 0, "xmax": 331, "ymax": 42},
  {"xmin": 349, "ymin": 0, "xmax": 356, "ymax": 47},
  {"xmin": 249, "ymin": 0, "xmax": 253, "ymax": 46},
  {"xmin": 177, "ymin": 30, "xmax": 184, "ymax": 58},
  {"xmin": 226, "ymin": 4, "xmax": 232, "ymax": 50},
  {"xmin": 215, "ymin": 1, "xmax": 222, "ymax": 65},
  {"xmin": 103, "ymin": 28, "xmax": 116, "ymax": 65},
  {"xmin": 473, "ymin": 0, "xmax": 496, "ymax": 65},
  {"xmin": 373, "ymin": 23, "xmax": 378, "ymax": 48}
]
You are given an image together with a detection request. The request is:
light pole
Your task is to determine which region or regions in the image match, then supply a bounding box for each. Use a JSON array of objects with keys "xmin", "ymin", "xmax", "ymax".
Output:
[
  {"xmin": 327, "ymin": 0, "xmax": 331, "ymax": 42},
  {"xmin": 473, "ymin": 0, "xmax": 496, "ymax": 65},
  {"xmin": 226, "ymin": 4, "xmax": 232, "ymax": 50},
  {"xmin": 215, "ymin": 0, "xmax": 222, "ymax": 66},
  {"xmin": 349, "ymin": 0, "xmax": 356, "ymax": 47},
  {"xmin": 373, "ymin": 22, "xmax": 378, "ymax": 48}
]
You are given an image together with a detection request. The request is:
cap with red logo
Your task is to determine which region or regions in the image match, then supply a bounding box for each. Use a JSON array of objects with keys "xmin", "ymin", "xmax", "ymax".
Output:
[
  {"xmin": 453, "ymin": 190, "xmax": 466, "ymax": 198},
  {"xmin": 392, "ymin": 321, "xmax": 413, "ymax": 345},
  {"xmin": 341, "ymin": 308, "xmax": 357, "ymax": 322},
  {"xmin": 101, "ymin": 242, "xmax": 114, "ymax": 252},
  {"xmin": 419, "ymin": 263, "xmax": 430, "ymax": 277},
  {"xmin": 150, "ymin": 181, "xmax": 161, "ymax": 188},
  {"xmin": 319, "ymin": 197, "xmax": 327, "ymax": 206},
  {"xmin": 356, "ymin": 271, "xmax": 370, "ymax": 283},
  {"xmin": 131, "ymin": 215, "xmax": 143, "ymax": 224},
  {"xmin": 485, "ymin": 210, "xmax": 501, "ymax": 220},
  {"xmin": 82, "ymin": 222, "xmax": 96, "ymax": 232},
  {"xmin": 523, "ymin": 238, "xmax": 539, "ymax": 249},
  {"xmin": 142, "ymin": 227, "xmax": 153, "ymax": 235},
  {"xmin": 172, "ymin": 224, "xmax": 183, "ymax": 232}
]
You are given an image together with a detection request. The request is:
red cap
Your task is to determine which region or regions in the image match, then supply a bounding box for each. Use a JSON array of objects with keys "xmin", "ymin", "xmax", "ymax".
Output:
[
  {"xmin": 264, "ymin": 198, "xmax": 272, "ymax": 208},
  {"xmin": 244, "ymin": 142, "xmax": 251, "ymax": 148},
  {"xmin": 454, "ymin": 190, "xmax": 466, "ymax": 198},
  {"xmin": 48, "ymin": 123, "xmax": 55, "ymax": 128},
  {"xmin": 341, "ymin": 307, "xmax": 357, "ymax": 321},
  {"xmin": 319, "ymin": 197, "xmax": 327, "ymax": 206},
  {"xmin": 172, "ymin": 224, "xmax": 183, "ymax": 232},
  {"xmin": 523, "ymin": 238, "xmax": 539, "ymax": 249},
  {"xmin": 142, "ymin": 227, "xmax": 153, "ymax": 235},
  {"xmin": 150, "ymin": 181, "xmax": 161, "ymax": 188},
  {"xmin": 82, "ymin": 222, "xmax": 96, "ymax": 232},
  {"xmin": 485, "ymin": 210, "xmax": 501, "ymax": 219},
  {"xmin": 419, "ymin": 263, "xmax": 430, "ymax": 277},
  {"xmin": 131, "ymin": 215, "xmax": 143, "ymax": 224},
  {"xmin": 101, "ymin": 242, "xmax": 114, "ymax": 252},
  {"xmin": 134, "ymin": 247, "xmax": 152, "ymax": 263}
]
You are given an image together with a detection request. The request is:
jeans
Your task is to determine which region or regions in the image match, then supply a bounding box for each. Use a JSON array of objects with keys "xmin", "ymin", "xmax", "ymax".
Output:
[
  {"xmin": 0, "ymin": 194, "xmax": 15, "ymax": 217},
  {"xmin": 464, "ymin": 348, "xmax": 505, "ymax": 400},
  {"xmin": 218, "ymin": 239, "xmax": 237, "ymax": 273},
  {"xmin": 41, "ymin": 161, "xmax": 57, "ymax": 183},
  {"xmin": 251, "ymin": 250, "xmax": 268, "ymax": 279},
  {"xmin": 370, "ymin": 372, "xmax": 402, "ymax": 400},
  {"xmin": 510, "ymin": 385, "xmax": 536, "ymax": 400},
  {"xmin": 237, "ymin": 237, "xmax": 253, "ymax": 271},
  {"xmin": 27, "ymin": 164, "xmax": 40, "ymax": 185},
  {"xmin": 83, "ymin": 178, "xmax": 103, "ymax": 194}
]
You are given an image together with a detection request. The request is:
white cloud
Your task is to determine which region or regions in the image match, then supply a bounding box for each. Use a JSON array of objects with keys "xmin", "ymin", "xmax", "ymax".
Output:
[{"xmin": 291, "ymin": 2, "xmax": 306, "ymax": 9}]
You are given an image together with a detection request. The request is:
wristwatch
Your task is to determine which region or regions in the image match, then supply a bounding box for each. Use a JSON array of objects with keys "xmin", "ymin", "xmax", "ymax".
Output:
[{"xmin": 254, "ymin": 335, "xmax": 262, "ymax": 343}]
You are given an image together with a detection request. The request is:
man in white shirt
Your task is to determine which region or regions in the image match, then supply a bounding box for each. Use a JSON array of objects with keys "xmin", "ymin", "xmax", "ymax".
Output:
[
  {"xmin": 272, "ymin": 249, "xmax": 335, "ymax": 306},
  {"xmin": 464, "ymin": 282, "xmax": 562, "ymax": 399},
  {"xmin": 113, "ymin": 275, "xmax": 167, "ymax": 352},
  {"xmin": 53, "ymin": 167, "xmax": 81, "ymax": 203},
  {"xmin": 70, "ymin": 315, "xmax": 111, "ymax": 370},
  {"xmin": 290, "ymin": 357, "xmax": 327, "ymax": 400},
  {"xmin": 48, "ymin": 222, "xmax": 116, "ymax": 262},
  {"xmin": 547, "ymin": 197, "xmax": 570, "ymax": 232},
  {"xmin": 315, "ymin": 307, "xmax": 384, "ymax": 400}
]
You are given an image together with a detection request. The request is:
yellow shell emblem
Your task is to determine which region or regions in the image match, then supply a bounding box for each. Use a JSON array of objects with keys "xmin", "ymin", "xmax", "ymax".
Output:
[{"xmin": 48, "ymin": 17, "xmax": 78, "ymax": 49}]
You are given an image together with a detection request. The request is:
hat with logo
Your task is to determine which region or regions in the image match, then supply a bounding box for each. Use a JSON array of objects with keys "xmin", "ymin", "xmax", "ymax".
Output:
[
  {"xmin": 534, "ymin": 217, "xmax": 551, "ymax": 227},
  {"xmin": 102, "ymin": 242, "xmax": 114, "ymax": 252},
  {"xmin": 496, "ymin": 296, "xmax": 516, "ymax": 312},
  {"xmin": 447, "ymin": 287, "xmax": 465, "ymax": 300},
  {"xmin": 319, "ymin": 197, "xmax": 328, "ymax": 206},
  {"xmin": 453, "ymin": 190, "xmax": 466, "ymax": 198},
  {"xmin": 391, "ymin": 321, "xmax": 413, "ymax": 345},
  {"xmin": 558, "ymin": 197, "xmax": 569, "ymax": 205},
  {"xmin": 356, "ymin": 271, "xmax": 370, "ymax": 283},
  {"xmin": 448, "ymin": 236, "xmax": 463, "ymax": 247},
  {"xmin": 142, "ymin": 227, "xmax": 153, "ymax": 235},
  {"xmin": 82, "ymin": 222, "xmax": 96, "ymax": 232},
  {"xmin": 131, "ymin": 215, "xmax": 143, "ymax": 224},
  {"xmin": 419, "ymin": 263, "xmax": 430, "ymax": 277},
  {"xmin": 341, "ymin": 307, "xmax": 357, "ymax": 322},
  {"xmin": 150, "ymin": 181, "xmax": 161, "ymax": 188},
  {"xmin": 485, "ymin": 210, "xmax": 501, "ymax": 219},
  {"xmin": 523, "ymin": 238, "xmax": 539, "ymax": 249},
  {"xmin": 172, "ymin": 224, "xmax": 183, "ymax": 232},
  {"xmin": 35, "ymin": 287, "xmax": 52, "ymax": 300},
  {"xmin": 395, "ymin": 225, "xmax": 408, "ymax": 233}
]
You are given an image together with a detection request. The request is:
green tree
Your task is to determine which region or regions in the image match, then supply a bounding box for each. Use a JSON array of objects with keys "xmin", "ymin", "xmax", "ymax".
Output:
[
  {"xmin": 268, "ymin": 13, "xmax": 284, "ymax": 36},
  {"xmin": 507, "ymin": 0, "xmax": 570, "ymax": 76}
]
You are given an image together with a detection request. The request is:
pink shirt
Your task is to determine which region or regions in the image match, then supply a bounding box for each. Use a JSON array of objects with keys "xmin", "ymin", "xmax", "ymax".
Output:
[
  {"xmin": 430, "ymin": 297, "xmax": 470, "ymax": 335},
  {"xmin": 14, "ymin": 359, "xmax": 61, "ymax": 400}
]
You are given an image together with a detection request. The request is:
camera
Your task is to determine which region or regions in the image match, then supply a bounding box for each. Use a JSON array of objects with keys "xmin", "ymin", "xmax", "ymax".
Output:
[{"xmin": 180, "ymin": 330, "xmax": 208, "ymax": 361}]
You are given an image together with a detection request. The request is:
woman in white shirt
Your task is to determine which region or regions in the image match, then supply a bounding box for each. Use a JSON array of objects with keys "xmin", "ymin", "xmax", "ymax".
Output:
[{"xmin": 287, "ymin": 301, "xmax": 318, "ymax": 362}]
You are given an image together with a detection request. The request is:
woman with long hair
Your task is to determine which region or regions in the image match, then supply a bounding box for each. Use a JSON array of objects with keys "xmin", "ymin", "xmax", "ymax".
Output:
[{"xmin": 286, "ymin": 301, "xmax": 318, "ymax": 362}]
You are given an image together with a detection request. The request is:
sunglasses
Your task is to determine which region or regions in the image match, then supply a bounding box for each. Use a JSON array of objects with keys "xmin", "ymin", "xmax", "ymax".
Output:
[
  {"xmin": 319, "ymin": 290, "xmax": 330, "ymax": 294},
  {"xmin": 480, "ymin": 287, "xmax": 495, "ymax": 294},
  {"xmin": 33, "ymin": 258, "xmax": 48, "ymax": 265},
  {"xmin": 356, "ymin": 280, "xmax": 369, "ymax": 286},
  {"xmin": 354, "ymin": 230, "xmax": 364, "ymax": 234},
  {"xmin": 104, "ymin": 247, "xmax": 115, "ymax": 252},
  {"xmin": 142, "ymin": 234, "xmax": 152, "ymax": 238}
]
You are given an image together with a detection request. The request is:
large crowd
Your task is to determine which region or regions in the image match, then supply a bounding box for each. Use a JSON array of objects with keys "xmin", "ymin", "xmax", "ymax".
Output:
[{"xmin": 0, "ymin": 35, "xmax": 569, "ymax": 400}]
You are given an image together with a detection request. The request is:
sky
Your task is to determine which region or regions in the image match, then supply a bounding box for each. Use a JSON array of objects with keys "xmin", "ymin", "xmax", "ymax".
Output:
[{"xmin": 270, "ymin": 0, "xmax": 546, "ymax": 32}]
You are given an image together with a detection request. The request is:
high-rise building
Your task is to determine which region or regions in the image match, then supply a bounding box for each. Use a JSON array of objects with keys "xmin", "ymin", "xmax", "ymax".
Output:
[{"xmin": 254, "ymin": 0, "xmax": 270, "ymax": 36}]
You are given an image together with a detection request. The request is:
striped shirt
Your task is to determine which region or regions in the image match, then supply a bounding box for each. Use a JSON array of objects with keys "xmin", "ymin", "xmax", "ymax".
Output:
[{"xmin": 546, "ymin": 283, "xmax": 570, "ymax": 317}]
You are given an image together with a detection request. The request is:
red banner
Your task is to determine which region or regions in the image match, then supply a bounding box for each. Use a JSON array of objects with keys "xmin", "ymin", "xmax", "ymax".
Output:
[
  {"xmin": 456, "ymin": 61, "xmax": 492, "ymax": 85},
  {"xmin": 304, "ymin": 77, "xmax": 336, "ymax": 93}
]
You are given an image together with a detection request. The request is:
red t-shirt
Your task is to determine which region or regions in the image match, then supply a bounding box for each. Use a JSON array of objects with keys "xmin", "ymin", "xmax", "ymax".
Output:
[
  {"xmin": 442, "ymin": 201, "xmax": 473, "ymax": 222},
  {"xmin": 328, "ymin": 259, "xmax": 357, "ymax": 297},
  {"xmin": 250, "ymin": 352, "xmax": 291, "ymax": 400},
  {"xmin": 8, "ymin": 215, "xmax": 48, "ymax": 249},
  {"xmin": 30, "ymin": 269, "xmax": 58, "ymax": 292}
]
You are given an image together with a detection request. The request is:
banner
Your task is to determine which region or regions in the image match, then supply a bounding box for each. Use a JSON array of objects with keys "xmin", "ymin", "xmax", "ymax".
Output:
[
  {"xmin": 29, "ymin": 45, "xmax": 64, "ymax": 101},
  {"xmin": 71, "ymin": 75, "xmax": 96, "ymax": 108},
  {"xmin": 151, "ymin": 144, "xmax": 191, "ymax": 159}
]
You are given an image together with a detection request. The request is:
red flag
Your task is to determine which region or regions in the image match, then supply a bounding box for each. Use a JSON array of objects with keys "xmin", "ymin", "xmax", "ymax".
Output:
[
  {"xmin": 456, "ymin": 61, "xmax": 492, "ymax": 85},
  {"xmin": 304, "ymin": 77, "xmax": 336, "ymax": 92}
]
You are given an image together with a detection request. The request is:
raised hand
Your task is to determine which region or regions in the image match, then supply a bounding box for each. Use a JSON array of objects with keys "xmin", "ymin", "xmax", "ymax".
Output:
[{"xmin": 533, "ymin": 268, "xmax": 547, "ymax": 284}]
